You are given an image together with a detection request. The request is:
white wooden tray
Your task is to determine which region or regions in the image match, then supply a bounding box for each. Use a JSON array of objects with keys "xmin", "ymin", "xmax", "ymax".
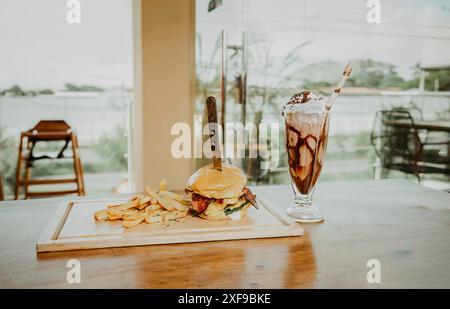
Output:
[{"xmin": 36, "ymin": 197, "xmax": 302, "ymax": 252}]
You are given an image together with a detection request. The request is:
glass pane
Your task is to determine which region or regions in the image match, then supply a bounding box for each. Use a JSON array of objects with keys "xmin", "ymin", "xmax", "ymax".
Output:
[
  {"xmin": 196, "ymin": 0, "xmax": 450, "ymax": 188},
  {"xmin": 0, "ymin": 0, "xmax": 133, "ymax": 198}
]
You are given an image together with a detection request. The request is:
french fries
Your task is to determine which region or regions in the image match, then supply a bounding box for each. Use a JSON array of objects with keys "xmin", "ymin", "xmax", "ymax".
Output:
[
  {"xmin": 159, "ymin": 191, "xmax": 187, "ymax": 204},
  {"xmin": 122, "ymin": 217, "xmax": 145, "ymax": 228},
  {"xmin": 155, "ymin": 195, "xmax": 175, "ymax": 211},
  {"xmin": 146, "ymin": 204, "xmax": 162, "ymax": 211},
  {"xmin": 94, "ymin": 209, "xmax": 109, "ymax": 221},
  {"xmin": 164, "ymin": 209, "xmax": 189, "ymax": 221},
  {"xmin": 145, "ymin": 211, "xmax": 165, "ymax": 224},
  {"xmin": 93, "ymin": 181, "xmax": 189, "ymax": 228},
  {"xmin": 159, "ymin": 179, "xmax": 167, "ymax": 191}
]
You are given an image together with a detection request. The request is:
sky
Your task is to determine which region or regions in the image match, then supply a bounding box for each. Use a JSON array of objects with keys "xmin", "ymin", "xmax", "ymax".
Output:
[
  {"xmin": 197, "ymin": 0, "xmax": 450, "ymax": 80},
  {"xmin": 1, "ymin": 0, "xmax": 450, "ymax": 90},
  {"xmin": 0, "ymin": 0, "xmax": 133, "ymax": 90}
]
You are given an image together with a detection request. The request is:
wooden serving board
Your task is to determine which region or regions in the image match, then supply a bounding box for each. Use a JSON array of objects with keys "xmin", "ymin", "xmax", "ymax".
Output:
[{"xmin": 36, "ymin": 196, "xmax": 303, "ymax": 252}]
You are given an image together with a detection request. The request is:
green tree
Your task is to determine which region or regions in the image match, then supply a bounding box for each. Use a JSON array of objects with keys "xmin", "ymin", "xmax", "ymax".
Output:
[
  {"xmin": 1, "ymin": 85, "xmax": 26, "ymax": 96},
  {"xmin": 38, "ymin": 89, "xmax": 54, "ymax": 95},
  {"xmin": 64, "ymin": 83, "xmax": 104, "ymax": 92},
  {"xmin": 400, "ymin": 64, "xmax": 450, "ymax": 91},
  {"xmin": 0, "ymin": 128, "xmax": 17, "ymax": 195},
  {"xmin": 93, "ymin": 126, "xmax": 127, "ymax": 171},
  {"xmin": 347, "ymin": 59, "xmax": 404, "ymax": 88},
  {"xmin": 425, "ymin": 70, "xmax": 450, "ymax": 91}
]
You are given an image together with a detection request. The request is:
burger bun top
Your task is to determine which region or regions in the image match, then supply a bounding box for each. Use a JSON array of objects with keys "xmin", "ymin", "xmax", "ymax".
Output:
[{"xmin": 186, "ymin": 163, "xmax": 247, "ymax": 199}]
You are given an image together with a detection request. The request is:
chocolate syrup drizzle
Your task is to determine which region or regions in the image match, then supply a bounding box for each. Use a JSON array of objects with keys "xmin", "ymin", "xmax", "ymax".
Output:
[{"xmin": 285, "ymin": 114, "xmax": 329, "ymax": 195}]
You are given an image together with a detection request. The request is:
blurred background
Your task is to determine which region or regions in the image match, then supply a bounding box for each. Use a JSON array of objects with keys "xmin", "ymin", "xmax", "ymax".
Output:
[
  {"xmin": 0, "ymin": 0, "xmax": 449, "ymax": 199},
  {"xmin": 0, "ymin": 0, "xmax": 132, "ymax": 198},
  {"xmin": 195, "ymin": 0, "xmax": 450, "ymax": 190}
]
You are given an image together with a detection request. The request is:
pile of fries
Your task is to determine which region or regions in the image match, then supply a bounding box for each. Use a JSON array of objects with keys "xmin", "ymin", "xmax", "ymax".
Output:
[{"xmin": 93, "ymin": 180, "xmax": 189, "ymax": 228}]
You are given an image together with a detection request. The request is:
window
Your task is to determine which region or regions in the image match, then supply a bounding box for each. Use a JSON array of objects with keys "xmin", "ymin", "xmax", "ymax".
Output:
[
  {"xmin": 0, "ymin": 0, "xmax": 133, "ymax": 197},
  {"xmin": 196, "ymin": 0, "xmax": 450, "ymax": 187}
]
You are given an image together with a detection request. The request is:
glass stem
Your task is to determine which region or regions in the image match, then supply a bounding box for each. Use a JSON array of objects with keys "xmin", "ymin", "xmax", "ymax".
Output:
[{"xmin": 294, "ymin": 193, "xmax": 313, "ymax": 208}]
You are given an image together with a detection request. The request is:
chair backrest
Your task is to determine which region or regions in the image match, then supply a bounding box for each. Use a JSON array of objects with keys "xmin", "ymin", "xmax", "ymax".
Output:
[
  {"xmin": 24, "ymin": 120, "xmax": 75, "ymax": 160},
  {"xmin": 371, "ymin": 109, "xmax": 422, "ymax": 169},
  {"xmin": 382, "ymin": 109, "xmax": 420, "ymax": 156},
  {"xmin": 0, "ymin": 173, "xmax": 4, "ymax": 201},
  {"xmin": 28, "ymin": 120, "xmax": 71, "ymax": 133}
]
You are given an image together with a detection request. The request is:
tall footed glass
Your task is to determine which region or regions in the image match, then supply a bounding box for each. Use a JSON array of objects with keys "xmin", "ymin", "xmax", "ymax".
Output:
[{"xmin": 283, "ymin": 94, "xmax": 330, "ymax": 222}]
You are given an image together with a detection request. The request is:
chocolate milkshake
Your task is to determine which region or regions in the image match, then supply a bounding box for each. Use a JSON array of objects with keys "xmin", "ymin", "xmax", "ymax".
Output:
[
  {"xmin": 281, "ymin": 64, "xmax": 351, "ymax": 223},
  {"xmin": 282, "ymin": 91, "xmax": 329, "ymax": 222}
]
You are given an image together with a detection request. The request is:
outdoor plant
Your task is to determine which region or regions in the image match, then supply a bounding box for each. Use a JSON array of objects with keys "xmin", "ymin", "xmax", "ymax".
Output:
[{"xmin": 0, "ymin": 127, "xmax": 17, "ymax": 196}]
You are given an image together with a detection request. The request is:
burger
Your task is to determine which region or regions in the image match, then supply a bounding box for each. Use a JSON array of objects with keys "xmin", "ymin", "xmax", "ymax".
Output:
[{"xmin": 185, "ymin": 163, "xmax": 258, "ymax": 220}]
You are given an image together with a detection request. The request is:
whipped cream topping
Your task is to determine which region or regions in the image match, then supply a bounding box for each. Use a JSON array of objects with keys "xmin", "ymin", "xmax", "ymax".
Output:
[{"xmin": 282, "ymin": 91, "xmax": 326, "ymax": 116}]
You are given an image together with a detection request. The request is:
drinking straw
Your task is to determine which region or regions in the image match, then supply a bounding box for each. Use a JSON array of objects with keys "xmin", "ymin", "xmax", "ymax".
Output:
[{"xmin": 325, "ymin": 62, "xmax": 353, "ymax": 111}]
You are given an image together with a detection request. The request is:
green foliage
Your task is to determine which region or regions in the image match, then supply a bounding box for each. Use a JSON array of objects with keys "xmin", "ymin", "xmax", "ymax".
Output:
[
  {"xmin": 93, "ymin": 125, "xmax": 128, "ymax": 171},
  {"xmin": 301, "ymin": 80, "xmax": 333, "ymax": 91},
  {"xmin": 0, "ymin": 128, "xmax": 18, "ymax": 194},
  {"xmin": 29, "ymin": 160, "xmax": 102, "ymax": 177},
  {"xmin": 400, "ymin": 64, "xmax": 450, "ymax": 91},
  {"xmin": 1, "ymin": 85, "xmax": 26, "ymax": 96},
  {"xmin": 0, "ymin": 83, "xmax": 106, "ymax": 96},
  {"xmin": 0, "ymin": 122, "xmax": 127, "ymax": 199},
  {"xmin": 38, "ymin": 89, "xmax": 54, "ymax": 95},
  {"xmin": 346, "ymin": 59, "xmax": 404, "ymax": 88},
  {"xmin": 399, "ymin": 78, "xmax": 420, "ymax": 90},
  {"xmin": 64, "ymin": 83, "xmax": 104, "ymax": 92},
  {"xmin": 424, "ymin": 70, "xmax": 450, "ymax": 91},
  {"xmin": 22, "ymin": 125, "xmax": 129, "ymax": 180}
]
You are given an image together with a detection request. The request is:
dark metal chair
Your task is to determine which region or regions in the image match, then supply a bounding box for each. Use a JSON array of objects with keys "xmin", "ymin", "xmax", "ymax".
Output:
[{"xmin": 370, "ymin": 108, "xmax": 450, "ymax": 181}]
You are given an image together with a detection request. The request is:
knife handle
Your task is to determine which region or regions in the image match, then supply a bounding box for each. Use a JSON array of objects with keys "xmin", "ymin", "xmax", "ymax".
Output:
[{"xmin": 206, "ymin": 96, "xmax": 222, "ymax": 171}]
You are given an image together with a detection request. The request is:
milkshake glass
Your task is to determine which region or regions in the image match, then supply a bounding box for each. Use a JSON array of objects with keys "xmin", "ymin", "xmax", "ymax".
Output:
[{"xmin": 282, "ymin": 91, "xmax": 329, "ymax": 222}]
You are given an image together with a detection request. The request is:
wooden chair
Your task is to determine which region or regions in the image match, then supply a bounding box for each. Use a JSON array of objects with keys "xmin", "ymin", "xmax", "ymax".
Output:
[
  {"xmin": 14, "ymin": 120, "xmax": 85, "ymax": 199},
  {"xmin": 0, "ymin": 173, "xmax": 4, "ymax": 201}
]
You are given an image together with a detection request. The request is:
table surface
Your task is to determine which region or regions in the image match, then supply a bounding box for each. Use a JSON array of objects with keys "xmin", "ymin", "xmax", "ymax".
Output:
[
  {"xmin": 385, "ymin": 119, "xmax": 450, "ymax": 132},
  {"xmin": 0, "ymin": 179, "xmax": 449, "ymax": 288}
]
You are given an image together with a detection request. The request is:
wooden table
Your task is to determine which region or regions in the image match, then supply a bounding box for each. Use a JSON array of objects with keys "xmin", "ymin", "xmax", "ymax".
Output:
[{"xmin": 0, "ymin": 179, "xmax": 449, "ymax": 288}]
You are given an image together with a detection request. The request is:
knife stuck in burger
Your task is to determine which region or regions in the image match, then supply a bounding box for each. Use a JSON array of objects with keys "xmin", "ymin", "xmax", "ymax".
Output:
[{"xmin": 184, "ymin": 96, "xmax": 259, "ymax": 221}]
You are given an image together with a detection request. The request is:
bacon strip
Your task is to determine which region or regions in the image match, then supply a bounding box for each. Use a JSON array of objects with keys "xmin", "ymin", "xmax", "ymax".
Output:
[{"xmin": 191, "ymin": 193, "xmax": 212, "ymax": 214}]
